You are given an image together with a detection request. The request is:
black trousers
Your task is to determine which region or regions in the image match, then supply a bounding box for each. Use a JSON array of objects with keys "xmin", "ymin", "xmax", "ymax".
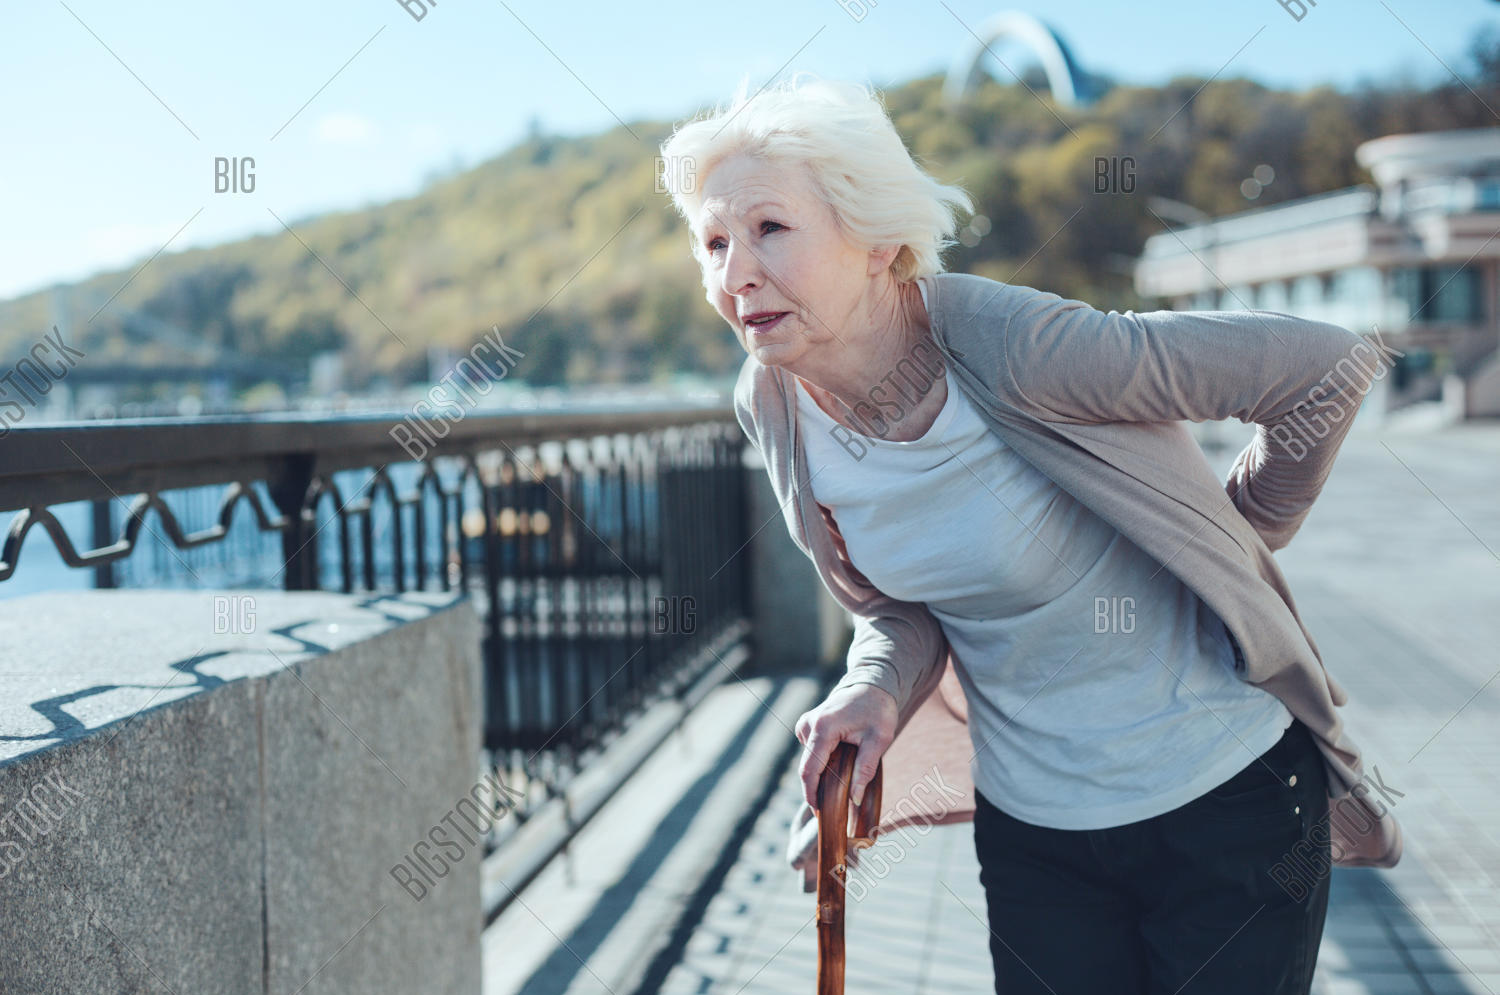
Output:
[{"xmin": 972, "ymin": 719, "xmax": 1332, "ymax": 995}]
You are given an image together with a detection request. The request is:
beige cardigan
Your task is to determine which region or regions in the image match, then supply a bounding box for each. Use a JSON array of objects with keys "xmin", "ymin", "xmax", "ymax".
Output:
[{"xmin": 732, "ymin": 271, "xmax": 1405, "ymax": 885}]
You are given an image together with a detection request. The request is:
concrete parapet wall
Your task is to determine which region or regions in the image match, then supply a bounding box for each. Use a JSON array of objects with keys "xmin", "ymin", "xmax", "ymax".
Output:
[
  {"xmin": 741, "ymin": 452, "xmax": 849, "ymax": 677},
  {"xmin": 0, "ymin": 589, "xmax": 482, "ymax": 995}
]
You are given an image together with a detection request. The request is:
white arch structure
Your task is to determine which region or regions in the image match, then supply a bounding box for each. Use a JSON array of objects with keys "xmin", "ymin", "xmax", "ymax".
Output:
[{"xmin": 944, "ymin": 11, "xmax": 1096, "ymax": 109}]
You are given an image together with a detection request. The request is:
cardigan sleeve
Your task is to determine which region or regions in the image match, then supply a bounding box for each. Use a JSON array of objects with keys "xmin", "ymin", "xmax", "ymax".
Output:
[
  {"xmin": 834, "ymin": 612, "xmax": 946, "ymax": 716},
  {"xmin": 994, "ymin": 284, "xmax": 1391, "ymax": 551},
  {"xmin": 818, "ymin": 503, "xmax": 949, "ymax": 721}
]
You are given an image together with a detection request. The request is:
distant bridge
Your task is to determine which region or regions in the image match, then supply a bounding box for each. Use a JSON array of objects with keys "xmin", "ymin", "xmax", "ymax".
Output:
[{"xmin": 944, "ymin": 11, "xmax": 1100, "ymax": 109}]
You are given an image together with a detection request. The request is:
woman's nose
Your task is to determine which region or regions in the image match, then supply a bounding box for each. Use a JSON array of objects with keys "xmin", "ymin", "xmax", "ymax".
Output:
[{"xmin": 721, "ymin": 241, "xmax": 760, "ymax": 295}]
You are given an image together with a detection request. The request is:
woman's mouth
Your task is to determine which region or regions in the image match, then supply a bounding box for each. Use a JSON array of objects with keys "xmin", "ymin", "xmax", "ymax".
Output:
[{"xmin": 745, "ymin": 312, "xmax": 789, "ymax": 334}]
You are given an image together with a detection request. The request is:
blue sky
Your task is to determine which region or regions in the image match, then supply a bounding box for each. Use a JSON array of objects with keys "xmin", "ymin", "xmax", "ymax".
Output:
[{"xmin": 2, "ymin": 0, "xmax": 1495, "ymax": 300}]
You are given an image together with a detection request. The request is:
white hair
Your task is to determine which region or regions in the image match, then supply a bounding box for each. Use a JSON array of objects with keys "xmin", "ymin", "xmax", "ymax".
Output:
[{"xmin": 658, "ymin": 72, "xmax": 974, "ymax": 284}]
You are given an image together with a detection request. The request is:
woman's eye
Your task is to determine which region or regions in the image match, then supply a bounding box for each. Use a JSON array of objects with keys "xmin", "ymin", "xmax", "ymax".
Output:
[{"xmin": 707, "ymin": 221, "xmax": 784, "ymax": 254}]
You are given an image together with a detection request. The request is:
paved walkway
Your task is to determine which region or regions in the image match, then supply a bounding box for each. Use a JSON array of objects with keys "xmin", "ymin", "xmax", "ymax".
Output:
[{"xmin": 655, "ymin": 418, "xmax": 1500, "ymax": 995}]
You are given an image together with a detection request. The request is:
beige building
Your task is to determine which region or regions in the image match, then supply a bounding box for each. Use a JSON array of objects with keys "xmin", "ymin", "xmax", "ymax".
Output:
[{"xmin": 1134, "ymin": 126, "xmax": 1500, "ymax": 418}]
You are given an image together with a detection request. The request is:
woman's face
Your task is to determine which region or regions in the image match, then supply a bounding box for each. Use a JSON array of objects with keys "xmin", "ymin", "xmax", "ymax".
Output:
[{"xmin": 691, "ymin": 154, "xmax": 884, "ymax": 368}]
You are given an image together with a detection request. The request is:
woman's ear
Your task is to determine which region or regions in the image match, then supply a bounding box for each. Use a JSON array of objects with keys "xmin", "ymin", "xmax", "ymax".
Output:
[{"xmin": 866, "ymin": 243, "xmax": 902, "ymax": 276}]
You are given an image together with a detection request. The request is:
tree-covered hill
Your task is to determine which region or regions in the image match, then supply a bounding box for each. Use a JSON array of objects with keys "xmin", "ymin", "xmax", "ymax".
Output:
[{"xmin": 4, "ymin": 37, "xmax": 1497, "ymax": 394}]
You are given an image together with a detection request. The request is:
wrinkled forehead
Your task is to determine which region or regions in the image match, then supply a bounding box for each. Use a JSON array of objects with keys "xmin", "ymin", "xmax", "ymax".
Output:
[{"xmin": 691, "ymin": 156, "xmax": 818, "ymax": 236}]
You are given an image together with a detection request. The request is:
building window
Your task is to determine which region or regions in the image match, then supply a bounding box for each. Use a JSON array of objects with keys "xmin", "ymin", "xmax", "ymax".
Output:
[
  {"xmin": 1428, "ymin": 265, "xmax": 1480, "ymax": 322},
  {"xmin": 1393, "ymin": 265, "xmax": 1481, "ymax": 323},
  {"xmin": 1392, "ymin": 268, "xmax": 1422, "ymax": 317},
  {"xmin": 1219, "ymin": 285, "xmax": 1254, "ymax": 311},
  {"xmin": 1328, "ymin": 267, "xmax": 1384, "ymax": 329},
  {"xmin": 1256, "ymin": 281, "xmax": 1289, "ymax": 312},
  {"xmin": 1290, "ymin": 275, "xmax": 1324, "ymax": 312}
]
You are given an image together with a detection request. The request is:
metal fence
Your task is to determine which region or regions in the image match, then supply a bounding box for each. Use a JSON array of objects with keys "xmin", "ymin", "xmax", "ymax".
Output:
[{"xmin": 0, "ymin": 403, "xmax": 753, "ymax": 833}]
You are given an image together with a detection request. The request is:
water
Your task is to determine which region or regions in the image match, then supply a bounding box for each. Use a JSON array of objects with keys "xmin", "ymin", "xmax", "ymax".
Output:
[{"xmin": 0, "ymin": 500, "xmax": 97, "ymax": 599}]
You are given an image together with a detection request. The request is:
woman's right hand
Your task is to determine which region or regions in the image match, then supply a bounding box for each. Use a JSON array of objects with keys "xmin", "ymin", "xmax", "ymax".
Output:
[{"xmin": 794, "ymin": 681, "xmax": 899, "ymax": 811}]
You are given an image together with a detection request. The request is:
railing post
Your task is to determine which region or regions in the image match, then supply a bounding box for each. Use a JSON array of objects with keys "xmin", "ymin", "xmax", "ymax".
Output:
[
  {"xmin": 89, "ymin": 497, "xmax": 115, "ymax": 589},
  {"xmin": 269, "ymin": 453, "xmax": 319, "ymax": 591}
]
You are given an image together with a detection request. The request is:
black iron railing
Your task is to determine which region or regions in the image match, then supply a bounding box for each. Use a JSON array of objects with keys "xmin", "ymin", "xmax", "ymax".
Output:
[{"xmin": 0, "ymin": 403, "xmax": 753, "ymax": 823}]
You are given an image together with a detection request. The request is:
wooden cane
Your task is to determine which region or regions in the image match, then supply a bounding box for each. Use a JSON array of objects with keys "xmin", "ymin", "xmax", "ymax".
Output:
[{"xmin": 815, "ymin": 741, "xmax": 883, "ymax": 995}]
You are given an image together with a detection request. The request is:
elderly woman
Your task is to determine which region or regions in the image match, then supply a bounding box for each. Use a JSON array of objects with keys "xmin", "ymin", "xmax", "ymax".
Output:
[{"xmin": 658, "ymin": 75, "xmax": 1401, "ymax": 995}]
